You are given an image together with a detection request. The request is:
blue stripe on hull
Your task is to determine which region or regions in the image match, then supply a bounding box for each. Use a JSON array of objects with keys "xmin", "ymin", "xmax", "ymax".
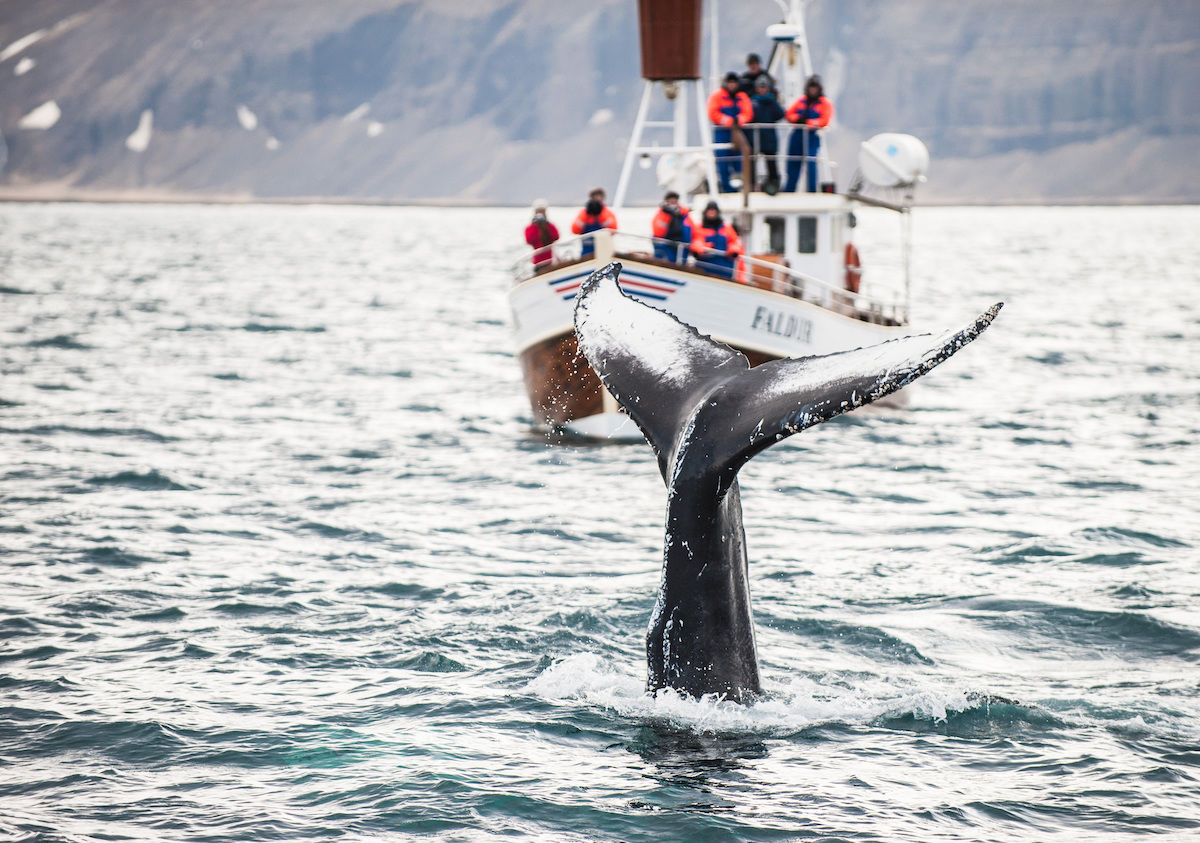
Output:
[{"xmin": 548, "ymin": 266, "xmax": 688, "ymax": 301}]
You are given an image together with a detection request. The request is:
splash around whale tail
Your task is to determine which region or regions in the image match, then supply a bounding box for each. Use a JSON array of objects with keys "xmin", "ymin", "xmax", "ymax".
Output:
[{"xmin": 574, "ymin": 262, "xmax": 1002, "ymax": 490}]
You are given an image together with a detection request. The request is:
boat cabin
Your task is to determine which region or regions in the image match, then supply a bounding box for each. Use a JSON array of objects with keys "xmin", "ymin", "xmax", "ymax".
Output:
[{"xmin": 738, "ymin": 195, "xmax": 856, "ymax": 300}]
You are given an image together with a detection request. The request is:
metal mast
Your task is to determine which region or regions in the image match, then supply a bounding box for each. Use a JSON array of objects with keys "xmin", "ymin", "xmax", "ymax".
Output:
[{"xmin": 614, "ymin": 0, "xmax": 718, "ymax": 210}]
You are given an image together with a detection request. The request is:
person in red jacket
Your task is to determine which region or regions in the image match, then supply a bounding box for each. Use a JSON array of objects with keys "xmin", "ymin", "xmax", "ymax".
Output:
[
  {"xmin": 691, "ymin": 201, "xmax": 743, "ymax": 280},
  {"xmin": 707, "ymin": 72, "xmax": 754, "ymax": 193},
  {"xmin": 524, "ymin": 199, "xmax": 559, "ymax": 269},
  {"xmin": 783, "ymin": 75, "xmax": 834, "ymax": 193},
  {"xmin": 571, "ymin": 187, "xmax": 618, "ymax": 258},
  {"xmin": 651, "ymin": 191, "xmax": 692, "ymax": 264}
]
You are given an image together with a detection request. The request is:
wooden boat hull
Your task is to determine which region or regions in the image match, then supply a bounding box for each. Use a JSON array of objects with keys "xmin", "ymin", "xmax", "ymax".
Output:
[{"xmin": 518, "ymin": 330, "xmax": 603, "ymax": 427}]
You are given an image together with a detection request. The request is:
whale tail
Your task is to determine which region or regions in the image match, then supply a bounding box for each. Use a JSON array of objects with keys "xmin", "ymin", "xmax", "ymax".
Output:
[{"xmin": 574, "ymin": 261, "xmax": 1002, "ymax": 489}]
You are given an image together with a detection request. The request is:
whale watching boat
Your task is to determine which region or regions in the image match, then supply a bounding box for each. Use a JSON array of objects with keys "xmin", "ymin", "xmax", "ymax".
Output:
[{"xmin": 507, "ymin": 0, "xmax": 931, "ymax": 440}]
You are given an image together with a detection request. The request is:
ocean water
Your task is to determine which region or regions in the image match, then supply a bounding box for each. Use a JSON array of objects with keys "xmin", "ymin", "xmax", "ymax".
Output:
[{"xmin": 1, "ymin": 202, "xmax": 1198, "ymax": 842}]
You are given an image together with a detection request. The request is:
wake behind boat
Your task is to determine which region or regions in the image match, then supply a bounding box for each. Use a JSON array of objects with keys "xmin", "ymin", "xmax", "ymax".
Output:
[{"xmin": 508, "ymin": 0, "xmax": 931, "ymax": 441}]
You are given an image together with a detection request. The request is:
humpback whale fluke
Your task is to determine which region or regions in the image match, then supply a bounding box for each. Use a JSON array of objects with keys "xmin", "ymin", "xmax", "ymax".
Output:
[{"xmin": 574, "ymin": 261, "xmax": 1002, "ymax": 703}]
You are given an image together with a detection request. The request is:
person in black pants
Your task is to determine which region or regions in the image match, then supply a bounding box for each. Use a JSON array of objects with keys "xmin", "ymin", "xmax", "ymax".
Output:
[{"xmin": 749, "ymin": 75, "xmax": 784, "ymax": 193}]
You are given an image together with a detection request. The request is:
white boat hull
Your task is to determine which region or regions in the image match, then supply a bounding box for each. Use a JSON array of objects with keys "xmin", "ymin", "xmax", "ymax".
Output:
[{"xmin": 508, "ymin": 252, "xmax": 908, "ymax": 435}]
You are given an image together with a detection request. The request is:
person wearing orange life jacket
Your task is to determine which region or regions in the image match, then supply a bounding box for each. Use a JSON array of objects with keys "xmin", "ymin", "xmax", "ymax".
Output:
[
  {"xmin": 691, "ymin": 201, "xmax": 743, "ymax": 280},
  {"xmin": 571, "ymin": 187, "xmax": 618, "ymax": 257},
  {"xmin": 651, "ymin": 191, "xmax": 692, "ymax": 264},
  {"xmin": 707, "ymin": 72, "xmax": 754, "ymax": 193},
  {"xmin": 783, "ymin": 75, "xmax": 834, "ymax": 193}
]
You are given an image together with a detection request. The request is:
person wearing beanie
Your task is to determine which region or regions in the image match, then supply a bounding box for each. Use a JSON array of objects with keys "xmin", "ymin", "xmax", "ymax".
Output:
[
  {"xmin": 749, "ymin": 75, "xmax": 784, "ymax": 193},
  {"xmin": 524, "ymin": 199, "xmax": 559, "ymax": 269},
  {"xmin": 739, "ymin": 52, "xmax": 776, "ymax": 98},
  {"xmin": 651, "ymin": 191, "xmax": 692, "ymax": 264},
  {"xmin": 706, "ymin": 72, "xmax": 754, "ymax": 193},
  {"xmin": 570, "ymin": 187, "xmax": 618, "ymax": 258},
  {"xmin": 691, "ymin": 201, "xmax": 743, "ymax": 280},
  {"xmin": 783, "ymin": 75, "xmax": 835, "ymax": 193}
]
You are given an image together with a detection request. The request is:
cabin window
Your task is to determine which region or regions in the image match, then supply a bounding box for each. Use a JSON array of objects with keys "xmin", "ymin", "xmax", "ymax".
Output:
[
  {"xmin": 765, "ymin": 216, "xmax": 786, "ymax": 253},
  {"xmin": 796, "ymin": 216, "xmax": 818, "ymax": 253}
]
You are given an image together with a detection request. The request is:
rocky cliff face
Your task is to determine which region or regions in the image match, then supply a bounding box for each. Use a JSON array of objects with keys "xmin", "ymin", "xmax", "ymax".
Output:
[
  {"xmin": 810, "ymin": 0, "xmax": 1200, "ymax": 203},
  {"xmin": 0, "ymin": 0, "xmax": 1196, "ymax": 204}
]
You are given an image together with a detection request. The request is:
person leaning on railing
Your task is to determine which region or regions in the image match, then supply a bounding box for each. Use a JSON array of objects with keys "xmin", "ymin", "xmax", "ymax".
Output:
[
  {"xmin": 524, "ymin": 199, "xmax": 559, "ymax": 270},
  {"xmin": 651, "ymin": 191, "xmax": 692, "ymax": 264},
  {"xmin": 749, "ymin": 75, "xmax": 784, "ymax": 193},
  {"xmin": 571, "ymin": 187, "xmax": 618, "ymax": 258},
  {"xmin": 706, "ymin": 72, "xmax": 754, "ymax": 194},
  {"xmin": 783, "ymin": 75, "xmax": 834, "ymax": 193},
  {"xmin": 691, "ymin": 201, "xmax": 743, "ymax": 281}
]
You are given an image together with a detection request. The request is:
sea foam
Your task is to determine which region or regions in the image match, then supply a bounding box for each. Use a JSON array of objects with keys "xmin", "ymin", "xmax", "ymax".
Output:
[{"xmin": 527, "ymin": 652, "xmax": 986, "ymax": 734}]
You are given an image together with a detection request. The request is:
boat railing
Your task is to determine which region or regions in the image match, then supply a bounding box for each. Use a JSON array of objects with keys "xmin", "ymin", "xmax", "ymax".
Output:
[
  {"xmin": 512, "ymin": 230, "xmax": 906, "ymax": 326},
  {"xmin": 731, "ymin": 242, "xmax": 904, "ymax": 325},
  {"xmin": 717, "ymin": 123, "xmax": 836, "ymax": 193},
  {"xmin": 512, "ymin": 232, "xmax": 620, "ymax": 275}
]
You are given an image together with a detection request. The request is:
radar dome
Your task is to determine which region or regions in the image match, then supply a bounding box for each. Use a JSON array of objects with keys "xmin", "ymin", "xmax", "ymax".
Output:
[
  {"xmin": 766, "ymin": 23, "xmax": 802, "ymax": 43},
  {"xmin": 858, "ymin": 133, "xmax": 929, "ymax": 188}
]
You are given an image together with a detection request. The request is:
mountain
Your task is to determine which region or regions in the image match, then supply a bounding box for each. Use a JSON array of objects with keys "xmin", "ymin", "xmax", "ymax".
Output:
[{"xmin": 0, "ymin": 0, "xmax": 1196, "ymax": 204}]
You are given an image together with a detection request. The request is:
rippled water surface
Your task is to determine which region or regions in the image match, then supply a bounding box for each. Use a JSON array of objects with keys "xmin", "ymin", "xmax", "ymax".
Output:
[{"xmin": 1, "ymin": 203, "xmax": 1198, "ymax": 841}]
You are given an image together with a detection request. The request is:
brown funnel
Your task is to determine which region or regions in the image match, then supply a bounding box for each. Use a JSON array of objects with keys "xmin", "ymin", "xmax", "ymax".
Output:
[{"xmin": 637, "ymin": 0, "xmax": 703, "ymax": 80}]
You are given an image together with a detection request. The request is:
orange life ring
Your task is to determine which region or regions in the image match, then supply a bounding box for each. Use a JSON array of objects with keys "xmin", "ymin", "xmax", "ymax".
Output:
[{"xmin": 844, "ymin": 242, "xmax": 862, "ymax": 293}]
